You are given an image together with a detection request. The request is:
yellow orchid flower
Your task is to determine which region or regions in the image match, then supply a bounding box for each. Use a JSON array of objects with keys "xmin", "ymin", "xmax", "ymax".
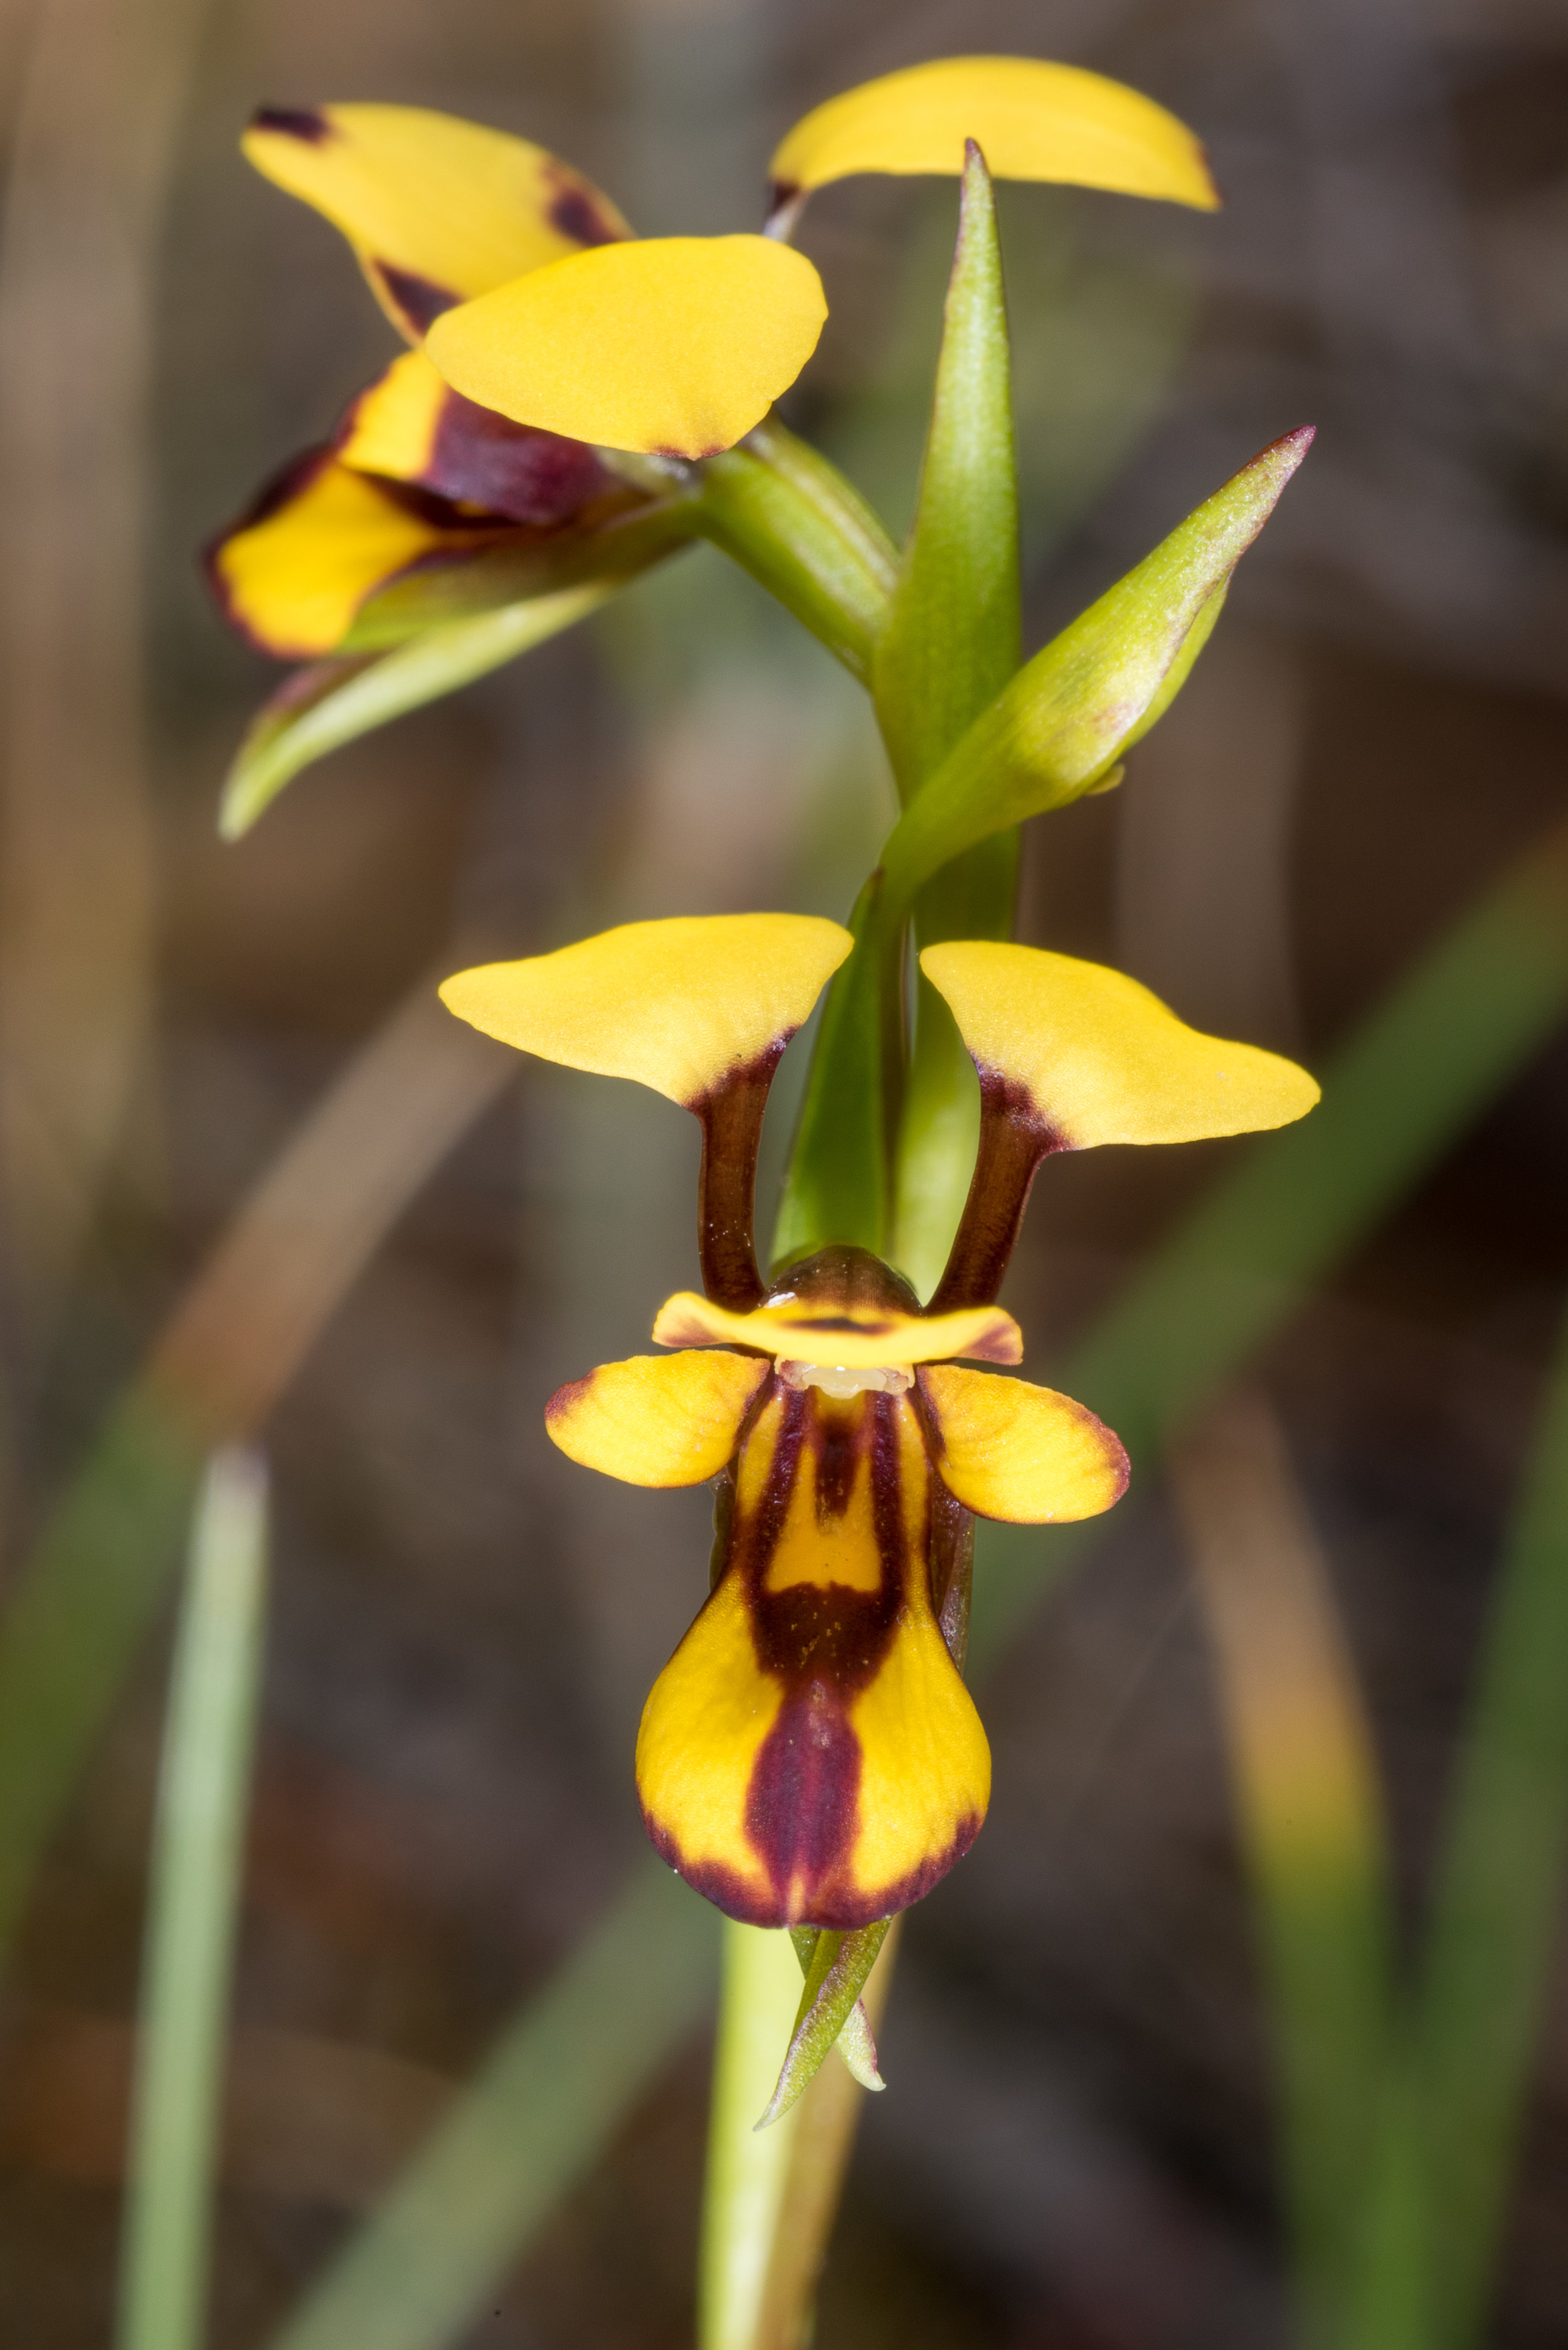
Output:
[
  {"xmin": 209, "ymin": 61, "xmax": 1216, "ymax": 662},
  {"xmin": 439, "ymin": 915, "xmax": 1318, "ymax": 1930}
]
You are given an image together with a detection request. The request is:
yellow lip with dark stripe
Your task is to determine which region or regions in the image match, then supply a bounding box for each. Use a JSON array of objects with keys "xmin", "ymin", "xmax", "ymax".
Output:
[{"xmin": 635, "ymin": 1379, "xmax": 990, "ymax": 1928}]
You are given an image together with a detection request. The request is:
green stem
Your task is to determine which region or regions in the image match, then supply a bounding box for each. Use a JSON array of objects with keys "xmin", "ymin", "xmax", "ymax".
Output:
[
  {"xmin": 771, "ymin": 874, "xmax": 903, "ymax": 1267},
  {"xmin": 115, "ymin": 1447, "xmax": 269, "ymax": 2350},
  {"xmin": 699, "ymin": 1922, "xmax": 808, "ymax": 2350},
  {"xmin": 891, "ymin": 831, "xmax": 1020, "ymax": 1295},
  {"xmin": 695, "ymin": 417, "xmax": 898, "ymax": 681}
]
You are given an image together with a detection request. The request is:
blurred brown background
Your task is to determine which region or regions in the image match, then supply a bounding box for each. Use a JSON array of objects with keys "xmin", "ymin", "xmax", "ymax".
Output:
[{"xmin": 2, "ymin": 0, "xmax": 1568, "ymax": 2342}]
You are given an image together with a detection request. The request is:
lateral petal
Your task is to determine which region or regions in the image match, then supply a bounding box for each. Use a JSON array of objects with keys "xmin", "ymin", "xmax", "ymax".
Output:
[
  {"xmin": 206, "ymin": 450, "xmax": 498, "ymax": 658},
  {"xmin": 243, "ymin": 103, "xmax": 631, "ymax": 342},
  {"xmin": 438, "ymin": 915, "xmax": 852, "ymax": 1109},
  {"xmin": 921, "ymin": 941, "xmax": 1320, "ymax": 1147},
  {"xmin": 769, "ymin": 56, "xmax": 1218, "ymax": 215},
  {"xmin": 336, "ymin": 349, "xmax": 614, "ymax": 524},
  {"xmin": 919, "ymin": 1364, "xmax": 1128, "ymax": 1522},
  {"xmin": 545, "ymin": 1351, "xmax": 769, "ymax": 1487},
  {"xmin": 649, "ymin": 1289, "xmax": 1022, "ymax": 1368},
  {"xmin": 425, "ymin": 235, "xmax": 827, "ymax": 458}
]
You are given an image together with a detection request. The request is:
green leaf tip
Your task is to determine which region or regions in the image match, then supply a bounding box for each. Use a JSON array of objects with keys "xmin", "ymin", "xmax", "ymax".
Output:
[
  {"xmin": 756, "ymin": 1920, "xmax": 890, "ymax": 2129},
  {"xmin": 877, "ymin": 425, "xmax": 1315, "ymax": 915},
  {"xmin": 872, "ymin": 135, "xmax": 1019, "ymax": 802}
]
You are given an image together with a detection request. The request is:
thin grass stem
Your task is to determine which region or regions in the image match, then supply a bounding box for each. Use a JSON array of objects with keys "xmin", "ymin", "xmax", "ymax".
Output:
[{"xmin": 115, "ymin": 1447, "xmax": 270, "ymax": 2350}]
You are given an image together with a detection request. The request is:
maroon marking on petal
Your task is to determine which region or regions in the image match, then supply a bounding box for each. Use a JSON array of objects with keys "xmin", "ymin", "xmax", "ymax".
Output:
[
  {"xmin": 927, "ymin": 1067, "xmax": 1068, "ymax": 1315},
  {"xmin": 734, "ymin": 1390, "xmax": 916, "ymax": 1920},
  {"xmin": 642, "ymin": 1806, "xmax": 983, "ymax": 1930},
  {"xmin": 543, "ymin": 1371, "xmax": 594, "ymax": 1432},
  {"xmin": 251, "ymin": 105, "xmax": 333, "ymax": 145},
  {"xmin": 424, "ymin": 391, "xmax": 615, "ymax": 527},
  {"xmin": 542, "ymin": 164, "xmax": 627, "ymax": 249},
  {"xmin": 371, "ymin": 262, "xmax": 461, "ymax": 334},
  {"xmin": 690, "ymin": 1043, "xmax": 789, "ymax": 1314}
]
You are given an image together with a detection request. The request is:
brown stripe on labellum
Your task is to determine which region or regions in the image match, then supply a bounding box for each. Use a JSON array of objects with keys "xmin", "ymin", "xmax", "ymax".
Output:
[
  {"xmin": 927, "ymin": 1066, "xmax": 1067, "ymax": 1314},
  {"xmin": 251, "ymin": 105, "xmax": 333, "ymax": 146},
  {"xmin": 645, "ymin": 1378, "xmax": 982, "ymax": 1928},
  {"xmin": 371, "ymin": 261, "xmax": 462, "ymax": 335},
  {"xmin": 689, "ymin": 1041, "xmax": 792, "ymax": 1313}
]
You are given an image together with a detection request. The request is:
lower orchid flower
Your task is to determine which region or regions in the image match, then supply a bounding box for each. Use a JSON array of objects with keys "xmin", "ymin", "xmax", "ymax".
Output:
[{"xmin": 439, "ymin": 913, "xmax": 1318, "ymax": 1935}]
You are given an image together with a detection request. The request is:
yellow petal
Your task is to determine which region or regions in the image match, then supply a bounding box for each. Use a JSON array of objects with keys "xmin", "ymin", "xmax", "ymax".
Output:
[
  {"xmin": 650, "ymin": 1289, "xmax": 1022, "ymax": 1368},
  {"xmin": 206, "ymin": 452, "xmax": 489, "ymax": 658},
  {"xmin": 637, "ymin": 1386, "xmax": 988, "ymax": 1927},
  {"xmin": 919, "ymin": 1365, "xmax": 1128, "ymax": 1522},
  {"xmin": 425, "ymin": 236, "xmax": 827, "ymax": 458},
  {"xmin": 921, "ymin": 942, "xmax": 1320, "ymax": 1147},
  {"xmin": 844, "ymin": 1600, "xmax": 990, "ymax": 1912},
  {"xmin": 769, "ymin": 56, "xmax": 1218, "ymax": 214},
  {"xmin": 439, "ymin": 915, "xmax": 852, "ymax": 1109},
  {"xmin": 636, "ymin": 1568, "xmax": 785, "ymax": 1923},
  {"xmin": 337, "ymin": 349, "xmax": 613, "ymax": 524},
  {"xmin": 544, "ymin": 1351, "xmax": 768, "ymax": 1486},
  {"xmin": 243, "ymin": 104, "xmax": 632, "ymax": 341}
]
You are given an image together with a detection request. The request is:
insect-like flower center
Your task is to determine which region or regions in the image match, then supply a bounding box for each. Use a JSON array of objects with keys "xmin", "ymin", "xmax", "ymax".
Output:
[{"xmin": 776, "ymin": 1361, "xmax": 914, "ymax": 1398}]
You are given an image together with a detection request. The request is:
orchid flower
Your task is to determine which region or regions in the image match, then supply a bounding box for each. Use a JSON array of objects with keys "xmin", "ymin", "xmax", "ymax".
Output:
[
  {"xmin": 440, "ymin": 915, "xmax": 1316, "ymax": 1942},
  {"xmin": 209, "ymin": 45, "xmax": 1321, "ymax": 2145},
  {"xmin": 204, "ymin": 58, "xmax": 1217, "ymax": 833}
]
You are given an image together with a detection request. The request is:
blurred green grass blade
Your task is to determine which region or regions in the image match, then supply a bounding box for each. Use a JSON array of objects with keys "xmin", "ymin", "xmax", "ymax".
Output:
[
  {"xmin": 268, "ymin": 1861, "xmax": 717, "ymax": 2350},
  {"xmin": 117, "ymin": 1447, "xmax": 269, "ymax": 2350},
  {"xmin": 1173, "ymin": 1395, "xmax": 1395, "ymax": 2350},
  {"xmin": 0, "ymin": 1391, "xmax": 203, "ymax": 1954},
  {"xmin": 1357, "ymin": 1296, "xmax": 1568, "ymax": 2350},
  {"xmin": 220, "ymin": 587, "xmax": 616, "ymax": 839},
  {"xmin": 972, "ymin": 819, "xmax": 1568, "ymax": 1665}
]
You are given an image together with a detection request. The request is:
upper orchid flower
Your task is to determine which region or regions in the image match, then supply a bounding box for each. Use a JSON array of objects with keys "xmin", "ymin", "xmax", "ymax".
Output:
[
  {"xmin": 205, "ymin": 61, "xmax": 1218, "ymax": 832},
  {"xmin": 440, "ymin": 914, "xmax": 1317, "ymax": 1931}
]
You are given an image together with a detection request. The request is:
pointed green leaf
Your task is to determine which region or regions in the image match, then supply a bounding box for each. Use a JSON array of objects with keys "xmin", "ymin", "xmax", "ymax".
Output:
[
  {"xmin": 220, "ymin": 586, "xmax": 615, "ymax": 839},
  {"xmin": 788, "ymin": 156, "xmax": 1025, "ymax": 1283},
  {"xmin": 873, "ymin": 141, "xmax": 1020, "ymax": 801},
  {"xmin": 756, "ymin": 1920, "xmax": 890, "ymax": 2129},
  {"xmin": 788, "ymin": 1927, "xmax": 885, "ymax": 2092},
  {"xmin": 879, "ymin": 428, "xmax": 1314, "ymax": 917}
]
